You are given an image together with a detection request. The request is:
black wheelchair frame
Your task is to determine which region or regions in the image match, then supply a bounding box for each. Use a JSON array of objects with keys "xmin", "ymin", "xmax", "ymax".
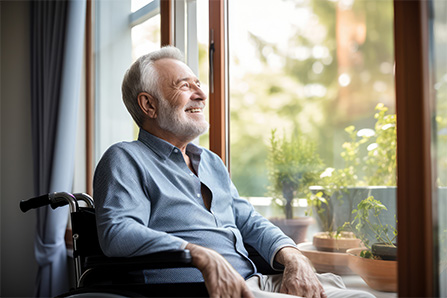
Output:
[{"xmin": 20, "ymin": 192, "xmax": 278, "ymax": 297}]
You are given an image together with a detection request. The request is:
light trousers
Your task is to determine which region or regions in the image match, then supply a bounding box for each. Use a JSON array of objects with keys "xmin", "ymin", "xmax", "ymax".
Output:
[{"xmin": 246, "ymin": 273, "xmax": 376, "ymax": 298}]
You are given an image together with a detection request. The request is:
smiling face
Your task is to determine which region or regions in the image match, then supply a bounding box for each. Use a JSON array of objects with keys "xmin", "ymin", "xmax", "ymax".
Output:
[{"xmin": 153, "ymin": 58, "xmax": 209, "ymax": 142}]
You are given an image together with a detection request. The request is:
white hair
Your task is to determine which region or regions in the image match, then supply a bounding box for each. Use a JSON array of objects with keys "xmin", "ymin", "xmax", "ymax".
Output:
[{"xmin": 121, "ymin": 46, "xmax": 184, "ymax": 127}]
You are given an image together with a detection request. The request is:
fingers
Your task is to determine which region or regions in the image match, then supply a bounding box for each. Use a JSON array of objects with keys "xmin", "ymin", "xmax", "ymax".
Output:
[
  {"xmin": 206, "ymin": 279, "xmax": 254, "ymax": 298},
  {"xmin": 279, "ymin": 272, "xmax": 326, "ymax": 298},
  {"xmin": 281, "ymin": 284, "xmax": 326, "ymax": 298},
  {"xmin": 241, "ymin": 283, "xmax": 255, "ymax": 298},
  {"xmin": 276, "ymin": 248, "xmax": 327, "ymax": 298},
  {"xmin": 187, "ymin": 244, "xmax": 253, "ymax": 298}
]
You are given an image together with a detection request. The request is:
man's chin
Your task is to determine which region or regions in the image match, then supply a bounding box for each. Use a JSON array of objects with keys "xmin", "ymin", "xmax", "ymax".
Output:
[
  {"xmin": 166, "ymin": 122, "xmax": 209, "ymax": 141},
  {"xmin": 188, "ymin": 123, "xmax": 210, "ymax": 139}
]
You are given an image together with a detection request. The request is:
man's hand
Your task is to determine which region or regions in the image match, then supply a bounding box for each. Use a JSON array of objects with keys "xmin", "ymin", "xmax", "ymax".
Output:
[
  {"xmin": 186, "ymin": 243, "xmax": 254, "ymax": 298},
  {"xmin": 275, "ymin": 247, "xmax": 327, "ymax": 298}
]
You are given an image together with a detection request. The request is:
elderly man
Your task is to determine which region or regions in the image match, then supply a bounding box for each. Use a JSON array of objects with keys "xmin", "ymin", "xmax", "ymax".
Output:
[{"xmin": 94, "ymin": 46, "xmax": 374, "ymax": 298}]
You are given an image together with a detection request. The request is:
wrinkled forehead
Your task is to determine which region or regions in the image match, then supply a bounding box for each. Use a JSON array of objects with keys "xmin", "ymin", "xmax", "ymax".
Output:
[{"xmin": 154, "ymin": 58, "xmax": 196, "ymax": 82}]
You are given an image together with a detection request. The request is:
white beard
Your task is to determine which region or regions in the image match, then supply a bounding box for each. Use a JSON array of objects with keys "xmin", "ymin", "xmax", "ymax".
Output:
[{"xmin": 156, "ymin": 96, "xmax": 209, "ymax": 140}]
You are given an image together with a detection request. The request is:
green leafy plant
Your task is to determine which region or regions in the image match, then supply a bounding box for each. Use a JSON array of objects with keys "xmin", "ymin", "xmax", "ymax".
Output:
[
  {"xmin": 337, "ymin": 103, "xmax": 397, "ymax": 187},
  {"xmin": 307, "ymin": 103, "xmax": 397, "ymax": 238},
  {"xmin": 306, "ymin": 190, "xmax": 334, "ymax": 233},
  {"xmin": 343, "ymin": 196, "xmax": 397, "ymax": 259},
  {"xmin": 267, "ymin": 129, "xmax": 323, "ymax": 219},
  {"xmin": 363, "ymin": 103, "xmax": 397, "ymax": 186}
]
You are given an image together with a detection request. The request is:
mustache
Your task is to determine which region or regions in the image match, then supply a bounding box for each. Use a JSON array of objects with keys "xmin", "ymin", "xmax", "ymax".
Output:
[{"xmin": 184, "ymin": 102, "xmax": 205, "ymax": 110}]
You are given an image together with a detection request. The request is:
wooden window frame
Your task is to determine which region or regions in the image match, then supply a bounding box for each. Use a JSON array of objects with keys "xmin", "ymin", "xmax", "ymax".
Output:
[
  {"xmin": 208, "ymin": 0, "xmax": 227, "ymax": 165},
  {"xmin": 160, "ymin": 0, "xmax": 173, "ymax": 46},
  {"xmin": 394, "ymin": 0, "xmax": 436, "ymax": 296}
]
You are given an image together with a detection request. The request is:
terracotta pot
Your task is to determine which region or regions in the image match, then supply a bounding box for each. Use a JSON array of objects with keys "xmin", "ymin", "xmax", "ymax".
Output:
[
  {"xmin": 298, "ymin": 242, "xmax": 354, "ymax": 275},
  {"xmin": 347, "ymin": 248, "xmax": 397, "ymax": 292},
  {"xmin": 313, "ymin": 231, "xmax": 362, "ymax": 253},
  {"xmin": 269, "ymin": 217, "xmax": 313, "ymax": 244}
]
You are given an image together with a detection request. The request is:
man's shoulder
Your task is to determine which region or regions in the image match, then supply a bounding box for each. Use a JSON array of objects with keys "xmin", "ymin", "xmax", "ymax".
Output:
[
  {"xmin": 103, "ymin": 140, "xmax": 140, "ymax": 154},
  {"xmin": 100, "ymin": 140, "xmax": 154, "ymax": 162}
]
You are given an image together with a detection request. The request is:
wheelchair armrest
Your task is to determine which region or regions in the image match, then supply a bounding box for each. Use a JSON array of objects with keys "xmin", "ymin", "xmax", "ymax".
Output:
[
  {"xmin": 84, "ymin": 249, "xmax": 193, "ymax": 271},
  {"xmin": 245, "ymin": 244, "xmax": 282, "ymax": 275}
]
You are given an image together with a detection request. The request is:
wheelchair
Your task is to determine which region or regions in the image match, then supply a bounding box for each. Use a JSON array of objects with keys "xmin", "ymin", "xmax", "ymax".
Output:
[{"xmin": 20, "ymin": 192, "xmax": 279, "ymax": 297}]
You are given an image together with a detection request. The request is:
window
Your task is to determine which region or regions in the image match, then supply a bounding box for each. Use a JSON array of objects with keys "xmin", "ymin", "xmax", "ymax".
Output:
[
  {"xmin": 95, "ymin": 0, "xmax": 136, "ymax": 162},
  {"xmin": 94, "ymin": 0, "xmax": 161, "ymax": 161},
  {"xmin": 227, "ymin": 0, "xmax": 397, "ymax": 293},
  {"xmin": 429, "ymin": 0, "xmax": 447, "ymax": 294},
  {"xmin": 173, "ymin": 0, "xmax": 210, "ymax": 148},
  {"xmin": 94, "ymin": 0, "xmax": 207, "ymax": 158},
  {"xmin": 87, "ymin": 0, "xmax": 442, "ymax": 294},
  {"xmin": 228, "ymin": 0, "xmax": 396, "ymax": 229}
]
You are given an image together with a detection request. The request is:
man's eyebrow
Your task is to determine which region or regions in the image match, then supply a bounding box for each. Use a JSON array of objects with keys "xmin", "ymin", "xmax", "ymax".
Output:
[{"xmin": 175, "ymin": 77, "xmax": 200, "ymax": 85}]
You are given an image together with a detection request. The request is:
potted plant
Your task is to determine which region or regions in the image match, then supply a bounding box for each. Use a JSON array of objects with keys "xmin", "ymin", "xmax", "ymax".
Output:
[
  {"xmin": 297, "ymin": 170, "xmax": 362, "ymax": 276},
  {"xmin": 298, "ymin": 104, "xmax": 396, "ymax": 276},
  {"xmin": 266, "ymin": 129, "xmax": 323, "ymax": 243},
  {"xmin": 308, "ymin": 191, "xmax": 362, "ymax": 253},
  {"xmin": 305, "ymin": 119, "xmax": 369, "ymax": 253},
  {"xmin": 310, "ymin": 103, "xmax": 397, "ymax": 245},
  {"xmin": 344, "ymin": 196, "xmax": 398, "ymax": 292}
]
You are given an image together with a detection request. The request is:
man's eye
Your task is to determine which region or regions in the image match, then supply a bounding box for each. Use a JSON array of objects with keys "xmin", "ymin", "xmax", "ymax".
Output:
[{"xmin": 181, "ymin": 82, "xmax": 190, "ymax": 88}]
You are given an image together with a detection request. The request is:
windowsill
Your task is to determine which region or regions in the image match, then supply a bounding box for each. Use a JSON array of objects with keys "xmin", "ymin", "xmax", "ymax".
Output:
[{"xmin": 342, "ymin": 275, "xmax": 397, "ymax": 298}]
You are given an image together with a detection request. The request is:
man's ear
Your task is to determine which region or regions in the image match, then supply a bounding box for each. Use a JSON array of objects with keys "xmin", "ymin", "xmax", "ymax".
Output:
[{"xmin": 137, "ymin": 92, "xmax": 157, "ymax": 119}]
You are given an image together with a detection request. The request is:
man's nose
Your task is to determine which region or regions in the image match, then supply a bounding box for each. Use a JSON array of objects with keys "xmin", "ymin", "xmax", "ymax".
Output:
[{"xmin": 192, "ymin": 85, "xmax": 207, "ymax": 101}]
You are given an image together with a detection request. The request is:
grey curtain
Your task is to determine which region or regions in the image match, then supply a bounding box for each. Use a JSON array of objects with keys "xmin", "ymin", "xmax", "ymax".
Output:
[{"xmin": 30, "ymin": 0, "xmax": 86, "ymax": 296}]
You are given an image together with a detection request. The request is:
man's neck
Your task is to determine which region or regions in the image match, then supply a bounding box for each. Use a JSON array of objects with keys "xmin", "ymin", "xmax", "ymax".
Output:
[{"xmin": 142, "ymin": 124, "xmax": 191, "ymax": 153}]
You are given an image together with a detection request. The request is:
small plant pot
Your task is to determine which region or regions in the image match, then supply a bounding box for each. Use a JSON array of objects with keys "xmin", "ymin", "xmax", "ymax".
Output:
[
  {"xmin": 269, "ymin": 217, "xmax": 313, "ymax": 244},
  {"xmin": 347, "ymin": 248, "xmax": 397, "ymax": 292},
  {"xmin": 371, "ymin": 243, "xmax": 397, "ymax": 261},
  {"xmin": 313, "ymin": 231, "xmax": 362, "ymax": 253},
  {"xmin": 298, "ymin": 242, "xmax": 354, "ymax": 275}
]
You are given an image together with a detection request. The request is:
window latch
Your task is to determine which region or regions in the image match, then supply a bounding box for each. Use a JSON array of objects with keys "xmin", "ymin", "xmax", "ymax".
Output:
[{"xmin": 209, "ymin": 29, "xmax": 215, "ymax": 94}]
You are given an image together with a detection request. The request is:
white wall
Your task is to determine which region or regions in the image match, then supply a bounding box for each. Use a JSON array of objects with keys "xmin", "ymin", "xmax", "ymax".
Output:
[{"xmin": 1, "ymin": 1, "xmax": 38, "ymax": 296}]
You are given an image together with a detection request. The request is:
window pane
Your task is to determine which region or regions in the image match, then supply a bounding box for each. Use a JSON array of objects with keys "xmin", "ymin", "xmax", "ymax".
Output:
[
  {"xmin": 229, "ymin": 0, "xmax": 397, "ymax": 294},
  {"xmin": 429, "ymin": 0, "xmax": 447, "ymax": 295},
  {"xmin": 95, "ymin": 0, "xmax": 134, "ymax": 162},
  {"xmin": 130, "ymin": 12, "xmax": 161, "ymax": 139},
  {"xmin": 131, "ymin": 0, "xmax": 154, "ymax": 12},
  {"xmin": 197, "ymin": 0, "xmax": 209, "ymax": 149},
  {"xmin": 131, "ymin": 14, "xmax": 160, "ymax": 61},
  {"xmin": 95, "ymin": 0, "xmax": 161, "ymax": 161}
]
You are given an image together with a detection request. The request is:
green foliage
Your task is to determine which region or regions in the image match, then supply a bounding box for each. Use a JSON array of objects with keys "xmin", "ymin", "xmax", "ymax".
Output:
[
  {"xmin": 343, "ymin": 196, "xmax": 397, "ymax": 251},
  {"xmin": 306, "ymin": 104, "xmax": 396, "ymax": 234},
  {"xmin": 436, "ymin": 112, "xmax": 447, "ymax": 187},
  {"xmin": 227, "ymin": 0, "xmax": 395, "ymax": 198},
  {"xmin": 337, "ymin": 103, "xmax": 397, "ymax": 187},
  {"xmin": 363, "ymin": 104, "xmax": 397, "ymax": 186},
  {"xmin": 306, "ymin": 190, "xmax": 341, "ymax": 236},
  {"xmin": 360, "ymin": 250, "xmax": 374, "ymax": 259},
  {"xmin": 267, "ymin": 129, "xmax": 323, "ymax": 219}
]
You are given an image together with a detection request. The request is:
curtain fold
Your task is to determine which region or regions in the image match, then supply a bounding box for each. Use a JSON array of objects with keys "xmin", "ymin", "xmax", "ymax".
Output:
[{"xmin": 30, "ymin": 0, "xmax": 86, "ymax": 296}]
